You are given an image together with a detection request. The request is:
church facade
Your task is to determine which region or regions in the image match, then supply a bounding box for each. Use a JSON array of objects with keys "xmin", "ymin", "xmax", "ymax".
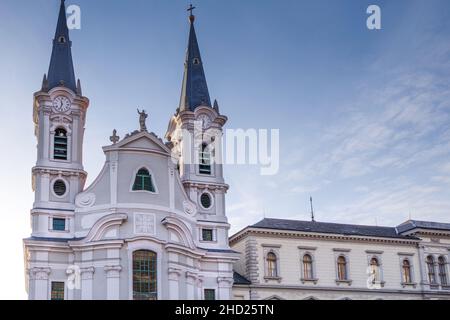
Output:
[{"xmin": 23, "ymin": 1, "xmax": 238, "ymax": 300}]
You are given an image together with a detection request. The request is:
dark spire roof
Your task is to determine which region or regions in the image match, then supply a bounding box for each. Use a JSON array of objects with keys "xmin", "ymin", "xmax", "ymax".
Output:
[
  {"xmin": 47, "ymin": 0, "xmax": 77, "ymax": 92},
  {"xmin": 179, "ymin": 11, "xmax": 212, "ymax": 112}
]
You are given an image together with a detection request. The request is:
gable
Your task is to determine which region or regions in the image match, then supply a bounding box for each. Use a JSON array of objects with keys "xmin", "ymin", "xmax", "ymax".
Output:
[{"xmin": 104, "ymin": 131, "xmax": 171, "ymax": 155}]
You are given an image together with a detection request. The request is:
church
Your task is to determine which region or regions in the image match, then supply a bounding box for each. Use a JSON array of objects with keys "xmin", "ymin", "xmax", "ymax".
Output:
[
  {"xmin": 23, "ymin": 1, "xmax": 450, "ymax": 301},
  {"xmin": 24, "ymin": 0, "xmax": 238, "ymax": 300}
]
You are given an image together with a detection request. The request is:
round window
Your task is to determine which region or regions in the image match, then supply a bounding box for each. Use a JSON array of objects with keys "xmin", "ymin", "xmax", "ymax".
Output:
[
  {"xmin": 53, "ymin": 180, "xmax": 67, "ymax": 197},
  {"xmin": 200, "ymin": 193, "xmax": 212, "ymax": 209}
]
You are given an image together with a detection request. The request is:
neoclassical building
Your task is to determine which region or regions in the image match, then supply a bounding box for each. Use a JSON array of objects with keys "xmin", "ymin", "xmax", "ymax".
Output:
[
  {"xmin": 23, "ymin": 1, "xmax": 238, "ymax": 300},
  {"xmin": 230, "ymin": 218, "xmax": 450, "ymax": 300}
]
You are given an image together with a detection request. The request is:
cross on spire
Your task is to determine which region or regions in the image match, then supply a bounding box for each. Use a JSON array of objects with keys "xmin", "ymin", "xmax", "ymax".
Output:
[{"xmin": 187, "ymin": 4, "xmax": 196, "ymax": 16}]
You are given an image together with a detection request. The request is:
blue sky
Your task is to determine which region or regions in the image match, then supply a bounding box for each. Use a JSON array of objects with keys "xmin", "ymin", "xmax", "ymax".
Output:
[{"xmin": 0, "ymin": 0, "xmax": 450, "ymax": 298}]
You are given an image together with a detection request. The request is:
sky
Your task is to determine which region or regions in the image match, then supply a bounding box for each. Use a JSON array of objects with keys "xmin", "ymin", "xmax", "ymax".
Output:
[{"xmin": 0, "ymin": 0, "xmax": 449, "ymax": 299}]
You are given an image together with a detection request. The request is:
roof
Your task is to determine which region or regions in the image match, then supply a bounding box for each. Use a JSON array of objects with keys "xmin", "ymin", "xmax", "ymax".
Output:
[
  {"xmin": 47, "ymin": 0, "xmax": 77, "ymax": 92},
  {"xmin": 178, "ymin": 14, "xmax": 212, "ymax": 112},
  {"xmin": 24, "ymin": 236, "xmax": 85, "ymax": 243},
  {"xmin": 396, "ymin": 220, "xmax": 450, "ymax": 233},
  {"xmin": 248, "ymin": 218, "xmax": 418, "ymax": 240},
  {"xmin": 233, "ymin": 271, "xmax": 251, "ymax": 285}
]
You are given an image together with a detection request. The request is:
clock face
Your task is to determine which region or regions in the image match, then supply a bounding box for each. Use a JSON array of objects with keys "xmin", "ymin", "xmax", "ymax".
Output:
[
  {"xmin": 198, "ymin": 114, "xmax": 211, "ymax": 129},
  {"xmin": 53, "ymin": 96, "xmax": 71, "ymax": 113}
]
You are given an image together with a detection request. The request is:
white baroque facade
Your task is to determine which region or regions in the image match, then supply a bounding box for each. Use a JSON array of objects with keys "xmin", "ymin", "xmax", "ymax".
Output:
[
  {"xmin": 24, "ymin": 1, "xmax": 238, "ymax": 300},
  {"xmin": 230, "ymin": 219, "xmax": 450, "ymax": 300}
]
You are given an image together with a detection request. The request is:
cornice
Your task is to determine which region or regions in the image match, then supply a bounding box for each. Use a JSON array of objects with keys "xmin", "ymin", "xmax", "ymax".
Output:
[{"xmin": 230, "ymin": 228, "xmax": 421, "ymax": 246}]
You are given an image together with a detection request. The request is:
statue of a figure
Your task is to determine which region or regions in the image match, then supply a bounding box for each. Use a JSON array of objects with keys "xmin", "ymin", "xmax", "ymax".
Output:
[{"xmin": 137, "ymin": 108, "xmax": 148, "ymax": 132}]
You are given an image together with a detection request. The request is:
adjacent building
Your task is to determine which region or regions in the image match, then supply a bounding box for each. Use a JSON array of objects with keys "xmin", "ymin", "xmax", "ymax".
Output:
[{"xmin": 230, "ymin": 218, "xmax": 450, "ymax": 300}]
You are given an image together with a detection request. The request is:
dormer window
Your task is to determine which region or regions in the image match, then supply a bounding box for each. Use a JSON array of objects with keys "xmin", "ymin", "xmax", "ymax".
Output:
[
  {"xmin": 132, "ymin": 168, "xmax": 155, "ymax": 192},
  {"xmin": 193, "ymin": 58, "xmax": 200, "ymax": 65},
  {"xmin": 54, "ymin": 128, "xmax": 68, "ymax": 160},
  {"xmin": 58, "ymin": 36, "xmax": 66, "ymax": 43}
]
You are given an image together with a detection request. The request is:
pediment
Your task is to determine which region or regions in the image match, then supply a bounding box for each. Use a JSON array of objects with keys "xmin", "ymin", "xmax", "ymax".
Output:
[{"xmin": 104, "ymin": 131, "xmax": 170, "ymax": 154}]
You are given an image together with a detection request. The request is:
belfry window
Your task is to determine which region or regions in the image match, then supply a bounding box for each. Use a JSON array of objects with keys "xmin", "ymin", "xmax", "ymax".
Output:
[
  {"xmin": 132, "ymin": 168, "xmax": 155, "ymax": 192},
  {"xmin": 199, "ymin": 143, "xmax": 212, "ymax": 175},
  {"xmin": 133, "ymin": 250, "xmax": 157, "ymax": 300},
  {"xmin": 54, "ymin": 128, "xmax": 68, "ymax": 160}
]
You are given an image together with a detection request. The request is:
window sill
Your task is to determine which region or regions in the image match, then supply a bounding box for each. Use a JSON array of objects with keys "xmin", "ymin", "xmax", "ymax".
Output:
[
  {"xmin": 301, "ymin": 278, "xmax": 318, "ymax": 285},
  {"xmin": 264, "ymin": 276, "xmax": 282, "ymax": 283},
  {"xmin": 441, "ymin": 285, "xmax": 450, "ymax": 291},
  {"xmin": 335, "ymin": 279, "xmax": 353, "ymax": 286},
  {"xmin": 49, "ymin": 229, "xmax": 70, "ymax": 233},
  {"xmin": 401, "ymin": 282, "xmax": 417, "ymax": 288}
]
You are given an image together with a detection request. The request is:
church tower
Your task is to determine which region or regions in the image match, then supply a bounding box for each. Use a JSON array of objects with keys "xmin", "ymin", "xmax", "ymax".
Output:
[
  {"xmin": 31, "ymin": 0, "xmax": 89, "ymax": 239},
  {"xmin": 166, "ymin": 7, "xmax": 230, "ymax": 249}
]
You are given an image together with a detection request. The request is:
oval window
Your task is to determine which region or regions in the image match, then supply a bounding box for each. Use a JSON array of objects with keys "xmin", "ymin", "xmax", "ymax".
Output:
[
  {"xmin": 53, "ymin": 180, "xmax": 67, "ymax": 196},
  {"xmin": 200, "ymin": 193, "xmax": 212, "ymax": 209}
]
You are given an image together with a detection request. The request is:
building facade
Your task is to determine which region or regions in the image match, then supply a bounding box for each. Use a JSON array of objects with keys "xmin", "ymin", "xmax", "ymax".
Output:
[
  {"xmin": 230, "ymin": 219, "xmax": 450, "ymax": 300},
  {"xmin": 23, "ymin": 1, "xmax": 238, "ymax": 300}
]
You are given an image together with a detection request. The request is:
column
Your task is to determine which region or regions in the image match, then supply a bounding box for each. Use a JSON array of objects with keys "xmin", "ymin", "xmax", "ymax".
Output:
[
  {"xmin": 217, "ymin": 277, "xmax": 234, "ymax": 300},
  {"xmin": 186, "ymin": 271, "xmax": 197, "ymax": 300},
  {"xmin": 81, "ymin": 267, "xmax": 95, "ymax": 300},
  {"xmin": 168, "ymin": 268, "xmax": 182, "ymax": 300},
  {"xmin": 196, "ymin": 276, "xmax": 204, "ymax": 300},
  {"xmin": 30, "ymin": 267, "xmax": 51, "ymax": 300},
  {"xmin": 104, "ymin": 265, "xmax": 122, "ymax": 300}
]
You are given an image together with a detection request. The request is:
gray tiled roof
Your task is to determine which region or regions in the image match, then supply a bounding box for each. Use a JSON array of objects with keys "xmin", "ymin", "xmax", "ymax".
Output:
[
  {"xmin": 250, "ymin": 218, "xmax": 418, "ymax": 240},
  {"xmin": 396, "ymin": 220, "xmax": 450, "ymax": 233},
  {"xmin": 233, "ymin": 271, "xmax": 251, "ymax": 285}
]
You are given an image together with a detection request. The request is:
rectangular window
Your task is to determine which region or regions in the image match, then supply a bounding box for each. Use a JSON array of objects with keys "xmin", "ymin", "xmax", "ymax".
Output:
[
  {"xmin": 51, "ymin": 282, "xmax": 65, "ymax": 300},
  {"xmin": 52, "ymin": 218, "xmax": 66, "ymax": 231},
  {"xmin": 202, "ymin": 229, "xmax": 214, "ymax": 242},
  {"xmin": 204, "ymin": 289, "xmax": 216, "ymax": 301},
  {"xmin": 199, "ymin": 148, "xmax": 212, "ymax": 175}
]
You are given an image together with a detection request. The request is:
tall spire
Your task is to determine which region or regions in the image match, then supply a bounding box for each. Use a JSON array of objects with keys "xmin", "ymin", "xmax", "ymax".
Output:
[
  {"xmin": 47, "ymin": 0, "xmax": 77, "ymax": 93},
  {"xmin": 179, "ymin": 5, "xmax": 212, "ymax": 112}
]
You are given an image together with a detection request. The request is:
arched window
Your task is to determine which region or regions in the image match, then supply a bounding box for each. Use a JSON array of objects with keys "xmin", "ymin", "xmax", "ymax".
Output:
[
  {"xmin": 266, "ymin": 252, "xmax": 278, "ymax": 277},
  {"xmin": 54, "ymin": 128, "xmax": 68, "ymax": 160},
  {"xmin": 133, "ymin": 250, "xmax": 157, "ymax": 300},
  {"xmin": 337, "ymin": 256, "xmax": 347, "ymax": 280},
  {"xmin": 132, "ymin": 168, "xmax": 155, "ymax": 192},
  {"xmin": 370, "ymin": 257, "xmax": 380, "ymax": 282},
  {"xmin": 438, "ymin": 256, "xmax": 448, "ymax": 286},
  {"xmin": 199, "ymin": 143, "xmax": 212, "ymax": 175},
  {"xmin": 402, "ymin": 259, "xmax": 412, "ymax": 283},
  {"xmin": 303, "ymin": 254, "xmax": 313, "ymax": 280},
  {"xmin": 426, "ymin": 255, "xmax": 436, "ymax": 284}
]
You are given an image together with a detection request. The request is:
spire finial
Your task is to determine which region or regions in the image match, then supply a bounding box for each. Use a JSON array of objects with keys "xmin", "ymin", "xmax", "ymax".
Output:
[
  {"xmin": 188, "ymin": 4, "xmax": 196, "ymax": 23},
  {"xmin": 310, "ymin": 196, "xmax": 315, "ymax": 222},
  {"xmin": 110, "ymin": 129, "xmax": 120, "ymax": 144}
]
